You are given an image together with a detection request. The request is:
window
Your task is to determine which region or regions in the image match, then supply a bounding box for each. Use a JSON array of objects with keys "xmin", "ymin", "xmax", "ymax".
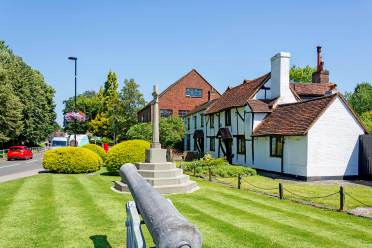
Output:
[
  {"xmin": 210, "ymin": 115, "xmax": 214, "ymax": 128},
  {"xmin": 160, "ymin": 109, "xmax": 173, "ymax": 118},
  {"xmin": 187, "ymin": 117, "xmax": 190, "ymax": 130},
  {"xmin": 200, "ymin": 114, "xmax": 204, "ymax": 127},
  {"xmin": 209, "ymin": 137, "xmax": 215, "ymax": 151},
  {"xmin": 178, "ymin": 110, "xmax": 189, "ymax": 118},
  {"xmin": 270, "ymin": 136, "xmax": 284, "ymax": 157},
  {"xmin": 237, "ymin": 136, "xmax": 246, "ymax": 154},
  {"xmin": 225, "ymin": 109, "xmax": 231, "ymax": 126},
  {"xmin": 193, "ymin": 116, "xmax": 197, "ymax": 129},
  {"xmin": 186, "ymin": 134, "xmax": 191, "ymax": 150},
  {"xmin": 185, "ymin": 88, "xmax": 203, "ymax": 98}
]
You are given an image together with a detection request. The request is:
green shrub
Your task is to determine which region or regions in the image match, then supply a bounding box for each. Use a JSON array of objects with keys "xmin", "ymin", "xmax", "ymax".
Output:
[
  {"xmin": 43, "ymin": 147, "xmax": 102, "ymax": 174},
  {"xmin": 82, "ymin": 144, "xmax": 107, "ymax": 162},
  {"xmin": 179, "ymin": 155, "xmax": 256, "ymax": 178},
  {"xmin": 105, "ymin": 139, "xmax": 150, "ymax": 174}
]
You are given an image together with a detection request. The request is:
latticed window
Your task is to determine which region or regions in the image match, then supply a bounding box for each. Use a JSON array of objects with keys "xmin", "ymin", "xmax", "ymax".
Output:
[
  {"xmin": 160, "ymin": 109, "xmax": 173, "ymax": 118},
  {"xmin": 178, "ymin": 110, "xmax": 189, "ymax": 118},
  {"xmin": 237, "ymin": 136, "xmax": 245, "ymax": 154},
  {"xmin": 209, "ymin": 137, "xmax": 215, "ymax": 151},
  {"xmin": 185, "ymin": 88, "xmax": 202, "ymax": 98},
  {"xmin": 270, "ymin": 136, "xmax": 284, "ymax": 157},
  {"xmin": 210, "ymin": 115, "xmax": 214, "ymax": 128},
  {"xmin": 225, "ymin": 109, "xmax": 231, "ymax": 126},
  {"xmin": 200, "ymin": 114, "xmax": 204, "ymax": 127}
]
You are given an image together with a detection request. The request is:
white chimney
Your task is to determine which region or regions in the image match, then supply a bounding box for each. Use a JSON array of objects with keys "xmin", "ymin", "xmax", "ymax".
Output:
[{"xmin": 270, "ymin": 52, "xmax": 296, "ymax": 104}]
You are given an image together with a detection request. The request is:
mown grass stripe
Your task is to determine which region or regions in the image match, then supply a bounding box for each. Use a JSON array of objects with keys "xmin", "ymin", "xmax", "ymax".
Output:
[
  {"xmin": 53, "ymin": 174, "xmax": 114, "ymax": 247},
  {"xmin": 177, "ymin": 195, "xmax": 353, "ymax": 248},
  {"xmin": 200, "ymin": 181, "xmax": 372, "ymax": 233},
  {"xmin": 206, "ymin": 188, "xmax": 372, "ymax": 243},
  {"xmin": 175, "ymin": 202, "xmax": 284, "ymax": 248},
  {"xmin": 0, "ymin": 178, "xmax": 25, "ymax": 223},
  {"xmin": 0, "ymin": 175, "xmax": 61, "ymax": 247},
  {"xmin": 192, "ymin": 195, "xmax": 367, "ymax": 248}
]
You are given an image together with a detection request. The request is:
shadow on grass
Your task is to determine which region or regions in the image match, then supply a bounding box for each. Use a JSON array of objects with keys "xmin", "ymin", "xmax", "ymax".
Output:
[
  {"xmin": 100, "ymin": 171, "xmax": 119, "ymax": 176},
  {"xmin": 90, "ymin": 235, "xmax": 112, "ymax": 248}
]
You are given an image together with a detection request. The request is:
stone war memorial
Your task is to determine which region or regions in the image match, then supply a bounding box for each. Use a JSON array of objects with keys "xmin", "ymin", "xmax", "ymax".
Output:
[{"xmin": 114, "ymin": 85, "xmax": 199, "ymax": 194}]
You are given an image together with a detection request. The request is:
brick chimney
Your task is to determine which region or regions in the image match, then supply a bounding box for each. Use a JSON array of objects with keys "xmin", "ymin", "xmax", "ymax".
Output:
[{"xmin": 312, "ymin": 46, "xmax": 329, "ymax": 84}]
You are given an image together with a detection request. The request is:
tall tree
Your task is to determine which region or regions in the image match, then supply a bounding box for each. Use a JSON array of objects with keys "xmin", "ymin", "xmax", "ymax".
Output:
[
  {"xmin": 0, "ymin": 82, "xmax": 23, "ymax": 143},
  {"xmin": 0, "ymin": 41, "xmax": 56, "ymax": 146},
  {"xmin": 289, "ymin": 65, "xmax": 316, "ymax": 83},
  {"xmin": 119, "ymin": 79, "xmax": 146, "ymax": 138}
]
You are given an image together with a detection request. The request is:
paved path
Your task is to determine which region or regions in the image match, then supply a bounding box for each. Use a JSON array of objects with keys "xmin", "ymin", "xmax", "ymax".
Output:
[{"xmin": 0, "ymin": 152, "xmax": 44, "ymax": 183}]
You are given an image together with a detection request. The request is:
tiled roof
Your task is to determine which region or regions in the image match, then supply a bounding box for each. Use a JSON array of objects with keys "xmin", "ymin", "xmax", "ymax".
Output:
[
  {"xmin": 186, "ymin": 99, "xmax": 219, "ymax": 116},
  {"xmin": 253, "ymin": 94, "xmax": 337, "ymax": 136},
  {"xmin": 246, "ymin": 100, "xmax": 272, "ymax": 113},
  {"xmin": 205, "ymin": 73, "xmax": 270, "ymax": 114},
  {"xmin": 290, "ymin": 82, "xmax": 337, "ymax": 97}
]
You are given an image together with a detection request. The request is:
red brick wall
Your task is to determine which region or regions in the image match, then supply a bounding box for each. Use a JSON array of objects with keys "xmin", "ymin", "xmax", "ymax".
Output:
[{"xmin": 138, "ymin": 69, "xmax": 220, "ymax": 121}]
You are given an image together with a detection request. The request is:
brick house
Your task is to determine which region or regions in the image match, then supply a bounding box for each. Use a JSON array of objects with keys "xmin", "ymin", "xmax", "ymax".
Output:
[
  {"xmin": 184, "ymin": 48, "xmax": 368, "ymax": 180},
  {"xmin": 137, "ymin": 69, "xmax": 220, "ymax": 122}
]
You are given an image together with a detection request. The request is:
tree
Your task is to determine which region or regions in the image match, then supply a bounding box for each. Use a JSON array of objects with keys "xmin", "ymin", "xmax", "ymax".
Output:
[
  {"xmin": 118, "ymin": 79, "xmax": 146, "ymax": 138},
  {"xmin": 289, "ymin": 65, "xmax": 316, "ymax": 83},
  {"xmin": 89, "ymin": 113, "xmax": 110, "ymax": 137},
  {"xmin": 126, "ymin": 117, "xmax": 184, "ymax": 149},
  {"xmin": 63, "ymin": 91, "xmax": 101, "ymax": 134},
  {"xmin": 0, "ymin": 41, "xmax": 56, "ymax": 146},
  {"xmin": 360, "ymin": 111, "xmax": 372, "ymax": 134},
  {"xmin": 0, "ymin": 83, "xmax": 23, "ymax": 143},
  {"xmin": 345, "ymin": 82, "xmax": 372, "ymax": 115}
]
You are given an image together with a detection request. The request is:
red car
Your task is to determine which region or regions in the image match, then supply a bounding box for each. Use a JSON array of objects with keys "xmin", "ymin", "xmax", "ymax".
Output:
[{"xmin": 7, "ymin": 146, "xmax": 33, "ymax": 161}]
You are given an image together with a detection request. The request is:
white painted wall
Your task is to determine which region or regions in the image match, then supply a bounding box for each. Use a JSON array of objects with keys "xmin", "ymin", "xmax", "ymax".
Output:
[
  {"xmin": 252, "ymin": 136, "xmax": 308, "ymax": 176},
  {"xmin": 254, "ymin": 79, "xmax": 272, "ymax": 100},
  {"xmin": 307, "ymin": 97, "xmax": 365, "ymax": 177}
]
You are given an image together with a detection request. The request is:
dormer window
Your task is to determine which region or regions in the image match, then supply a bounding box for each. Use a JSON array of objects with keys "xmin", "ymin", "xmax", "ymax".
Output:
[{"xmin": 186, "ymin": 88, "xmax": 202, "ymax": 98}]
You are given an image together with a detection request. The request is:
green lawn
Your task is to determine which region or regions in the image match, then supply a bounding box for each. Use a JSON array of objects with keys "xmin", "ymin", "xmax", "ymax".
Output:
[
  {"xmin": 216, "ymin": 175, "xmax": 372, "ymax": 211},
  {"xmin": 0, "ymin": 172, "xmax": 371, "ymax": 248}
]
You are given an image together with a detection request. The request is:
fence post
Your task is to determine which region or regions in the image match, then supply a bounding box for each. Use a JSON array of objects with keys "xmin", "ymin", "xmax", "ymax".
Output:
[
  {"xmin": 279, "ymin": 183, "xmax": 283, "ymax": 199},
  {"xmin": 238, "ymin": 174, "xmax": 242, "ymax": 189},
  {"xmin": 339, "ymin": 186, "xmax": 345, "ymax": 211},
  {"xmin": 193, "ymin": 165, "xmax": 196, "ymax": 177},
  {"xmin": 208, "ymin": 167, "xmax": 212, "ymax": 182}
]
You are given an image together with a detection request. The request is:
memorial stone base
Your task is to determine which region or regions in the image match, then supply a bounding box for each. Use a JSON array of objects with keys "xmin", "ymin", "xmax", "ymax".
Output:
[{"xmin": 114, "ymin": 148, "xmax": 199, "ymax": 194}]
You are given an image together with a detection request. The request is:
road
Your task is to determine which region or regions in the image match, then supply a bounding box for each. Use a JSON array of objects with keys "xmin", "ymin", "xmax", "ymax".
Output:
[{"xmin": 0, "ymin": 152, "xmax": 44, "ymax": 183}]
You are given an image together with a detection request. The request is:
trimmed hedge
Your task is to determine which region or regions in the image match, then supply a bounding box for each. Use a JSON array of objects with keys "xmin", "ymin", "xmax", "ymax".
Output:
[
  {"xmin": 43, "ymin": 147, "xmax": 102, "ymax": 174},
  {"xmin": 105, "ymin": 140, "xmax": 150, "ymax": 174},
  {"xmin": 82, "ymin": 144, "xmax": 107, "ymax": 162}
]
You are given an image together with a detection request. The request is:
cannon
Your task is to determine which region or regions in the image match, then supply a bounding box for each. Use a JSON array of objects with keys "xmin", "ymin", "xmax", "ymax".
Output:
[{"xmin": 120, "ymin": 164, "xmax": 202, "ymax": 248}]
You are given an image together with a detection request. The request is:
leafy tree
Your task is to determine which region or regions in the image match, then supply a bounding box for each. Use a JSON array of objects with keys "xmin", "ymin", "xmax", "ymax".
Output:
[
  {"xmin": 63, "ymin": 91, "xmax": 102, "ymax": 134},
  {"xmin": 126, "ymin": 123, "xmax": 152, "ymax": 141},
  {"xmin": 360, "ymin": 111, "xmax": 372, "ymax": 134},
  {"xmin": 89, "ymin": 113, "xmax": 110, "ymax": 137},
  {"xmin": 345, "ymin": 82, "xmax": 372, "ymax": 115},
  {"xmin": 118, "ymin": 79, "xmax": 146, "ymax": 138},
  {"xmin": 289, "ymin": 65, "xmax": 316, "ymax": 83},
  {"xmin": 0, "ymin": 83, "xmax": 23, "ymax": 143},
  {"xmin": 126, "ymin": 117, "xmax": 184, "ymax": 149},
  {"xmin": 0, "ymin": 41, "xmax": 56, "ymax": 146}
]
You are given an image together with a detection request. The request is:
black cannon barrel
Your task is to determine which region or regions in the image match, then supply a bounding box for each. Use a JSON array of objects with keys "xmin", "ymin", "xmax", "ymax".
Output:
[{"xmin": 120, "ymin": 164, "xmax": 202, "ymax": 248}]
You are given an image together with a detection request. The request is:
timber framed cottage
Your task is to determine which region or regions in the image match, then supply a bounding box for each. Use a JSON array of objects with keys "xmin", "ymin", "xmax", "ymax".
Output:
[{"xmin": 184, "ymin": 47, "xmax": 368, "ymax": 180}]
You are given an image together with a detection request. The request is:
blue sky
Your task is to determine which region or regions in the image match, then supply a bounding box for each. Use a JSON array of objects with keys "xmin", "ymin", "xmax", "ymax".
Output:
[{"xmin": 1, "ymin": 0, "xmax": 372, "ymax": 125}]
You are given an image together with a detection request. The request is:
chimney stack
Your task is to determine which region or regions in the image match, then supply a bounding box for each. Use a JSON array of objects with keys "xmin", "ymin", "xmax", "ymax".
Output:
[
  {"xmin": 270, "ymin": 52, "xmax": 296, "ymax": 104},
  {"xmin": 312, "ymin": 46, "xmax": 329, "ymax": 84}
]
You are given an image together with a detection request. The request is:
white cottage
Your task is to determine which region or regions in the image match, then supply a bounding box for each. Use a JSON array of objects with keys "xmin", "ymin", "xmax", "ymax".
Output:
[{"xmin": 184, "ymin": 48, "xmax": 368, "ymax": 180}]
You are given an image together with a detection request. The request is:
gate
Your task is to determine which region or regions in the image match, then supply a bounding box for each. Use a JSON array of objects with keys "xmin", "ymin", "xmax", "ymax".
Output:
[{"xmin": 359, "ymin": 135, "xmax": 372, "ymax": 178}]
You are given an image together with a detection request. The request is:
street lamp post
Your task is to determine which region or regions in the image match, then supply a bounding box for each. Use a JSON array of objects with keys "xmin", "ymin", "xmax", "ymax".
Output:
[{"xmin": 68, "ymin": 56, "xmax": 78, "ymax": 147}]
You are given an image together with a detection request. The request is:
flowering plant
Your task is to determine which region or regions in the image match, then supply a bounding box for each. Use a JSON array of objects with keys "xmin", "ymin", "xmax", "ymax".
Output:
[{"xmin": 65, "ymin": 112, "xmax": 86, "ymax": 122}]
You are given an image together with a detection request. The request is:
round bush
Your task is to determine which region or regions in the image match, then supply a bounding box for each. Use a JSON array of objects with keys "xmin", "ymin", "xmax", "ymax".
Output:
[
  {"xmin": 82, "ymin": 144, "xmax": 107, "ymax": 162},
  {"xmin": 105, "ymin": 140, "xmax": 150, "ymax": 173},
  {"xmin": 43, "ymin": 147, "xmax": 102, "ymax": 174}
]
